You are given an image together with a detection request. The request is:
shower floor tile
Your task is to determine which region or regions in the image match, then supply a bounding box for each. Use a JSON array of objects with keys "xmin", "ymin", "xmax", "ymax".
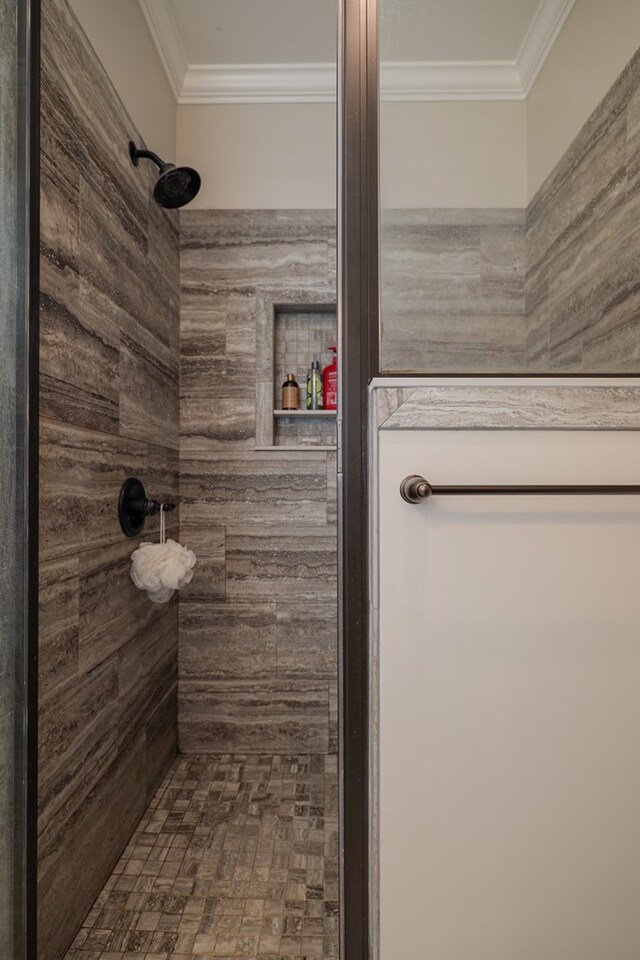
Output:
[{"xmin": 63, "ymin": 753, "xmax": 339, "ymax": 960}]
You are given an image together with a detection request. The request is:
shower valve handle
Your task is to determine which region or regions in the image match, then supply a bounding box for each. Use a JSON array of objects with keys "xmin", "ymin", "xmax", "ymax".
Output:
[
  {"xmin": 118, "ymin": 477, "xmax": 176, "ymax": 537},
  {"xmin": 141, "ymin": 499, "xmax": 176, "ymax": 517}
]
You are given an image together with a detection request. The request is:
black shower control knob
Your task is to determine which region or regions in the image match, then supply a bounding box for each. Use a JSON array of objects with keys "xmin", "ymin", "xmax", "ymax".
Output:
[{"xmin": 118, "ymin": 477, "xmax": 176, "ymax": 537}]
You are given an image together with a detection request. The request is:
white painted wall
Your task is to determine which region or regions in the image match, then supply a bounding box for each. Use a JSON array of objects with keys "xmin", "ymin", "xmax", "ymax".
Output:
[
  {"xmin": 177, "ymin": 100, "xmax": 526, "ymax": 210},
  {"xmin": 527, "ymin": 0, "xmax": 640, "ymax": 200},
  {"xmin": 380, "ymin": 101, "xmax": 527, "ymax": 209},
  {"xmin": 178, "ymin": 103, "xmax": 337, "ymax": 209},
  {"xmin": 68, "ymin": 0, "xmax": 177, "ymax": 161}
]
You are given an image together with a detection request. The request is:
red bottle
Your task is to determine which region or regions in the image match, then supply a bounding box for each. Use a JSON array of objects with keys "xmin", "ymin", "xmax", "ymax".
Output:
[{"xmin": 323, "ymin": 346, "xmax": 338, "ymax": 410}]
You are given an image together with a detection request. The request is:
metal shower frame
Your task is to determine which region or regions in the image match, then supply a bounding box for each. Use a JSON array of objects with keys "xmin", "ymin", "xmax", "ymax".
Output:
[
  {"xmin": 23, "ymin": 0, "xmax": 41, "ymax": 957},
  {"xmin": 337, "ymin": 0, "xmax": 379, "ymax": 956}
]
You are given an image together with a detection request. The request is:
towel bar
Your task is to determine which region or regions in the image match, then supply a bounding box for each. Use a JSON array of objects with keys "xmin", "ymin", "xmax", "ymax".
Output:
[{"xmin": 400, "ymin": 474, "xmax": 640, "ymax": 504}]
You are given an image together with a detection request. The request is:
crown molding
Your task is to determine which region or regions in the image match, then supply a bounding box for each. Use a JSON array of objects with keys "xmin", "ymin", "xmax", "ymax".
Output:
[
  {"xmin": 140, "ymin": 0, "xmax": 575, "ymax": 105},
  {"xmin": 517, "ymin": 0, "xmax": 577, "ymax": 95},
  {"xmin": 138, "ymin": 0, "xmax": 188, "ymax": 100},
  {"xmin": 380, "ymin": 62, "xmax": 523, "ymax": 102},
  {"xmin": 178, "ymin": 61, "xmax": 526, "ymax": 105},
  {"xmin": 180, "ymin": 63, "xmax": 336, "ymax": 104}
]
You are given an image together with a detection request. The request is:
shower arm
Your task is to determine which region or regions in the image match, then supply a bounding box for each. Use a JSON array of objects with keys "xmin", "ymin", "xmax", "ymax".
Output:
[{"xmin": 129, "ymin": 142, "xmax": 165, "ymax": 171}]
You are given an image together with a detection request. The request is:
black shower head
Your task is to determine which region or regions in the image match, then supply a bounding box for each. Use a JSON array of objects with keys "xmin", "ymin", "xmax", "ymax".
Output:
[
  {"xmin": 154, "ymin": 162, "xmax": 201, "ymax": 209},
  {"xmin": 129, "ymin": 141, "xmax": 201, "ymax": 209}
]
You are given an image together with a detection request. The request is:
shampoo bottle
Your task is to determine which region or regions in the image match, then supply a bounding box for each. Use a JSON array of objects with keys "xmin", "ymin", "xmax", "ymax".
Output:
[
  {"xmin": 306, "ymin": 359, "xmax": 323, "ymax": 410},
  {"xmin": 281, "ymin": 373, "xmax": 299, "ymax": 410},
  {"xmin": 323, "ymin": 346, "xmax": 337, "ymax": 410}
]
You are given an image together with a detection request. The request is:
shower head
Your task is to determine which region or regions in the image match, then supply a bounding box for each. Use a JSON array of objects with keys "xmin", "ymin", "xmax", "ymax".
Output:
[
  {"xmin": 154, "ymin": 163, "xmax": 201, "ymax": 209},
  {"xmin": 129, "ymin": 141, "xmax": 201, "ymax": 209}
]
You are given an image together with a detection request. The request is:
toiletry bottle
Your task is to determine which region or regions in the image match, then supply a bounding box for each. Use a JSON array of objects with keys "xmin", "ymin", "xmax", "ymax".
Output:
[
  {"xmin": 306, "ymin": 359, "xmax": 323, "ymax": 410},
  {"xmin": 281, "ymin": 373, "xmax": 299, "ymax": 410},
  {"xmin": 323, "ymin": 346, "xmax": 338, "ymax": 411}
]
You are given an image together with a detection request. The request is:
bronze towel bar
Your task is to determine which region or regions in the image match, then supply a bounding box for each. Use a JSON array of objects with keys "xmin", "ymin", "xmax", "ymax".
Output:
[{"xmin": 400, "ymin": 475, "xmax": 640, "ymax": 504}]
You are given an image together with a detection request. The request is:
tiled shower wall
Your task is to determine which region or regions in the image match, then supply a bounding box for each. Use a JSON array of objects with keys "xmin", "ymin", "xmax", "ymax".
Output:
[
  {"xmin": 381, "ymin": 209, "xmax": 527, "ymax": 372},
  {"xmin": 178, "ymin": 210, "xmax": 338, "ymax": 755},
  {"xmin": 380, "ymin": 47, "xmax": 640, "ymax": 374},
  {"xmin": 525, "ymin": 46, "xmax": 640, "ymax": 369},
  {"xmin": 38, "ymin": 1, "xmax": 180, "ymax": 958}
]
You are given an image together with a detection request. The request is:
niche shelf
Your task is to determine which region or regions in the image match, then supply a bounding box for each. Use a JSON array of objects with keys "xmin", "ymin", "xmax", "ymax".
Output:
[
  {"xmin": 273, "ymin": 409, "xmax": 337, "ymax": 418},
  {"xmin": 256, "ymin": 293, "xmax": 337, "ymax": 451}
]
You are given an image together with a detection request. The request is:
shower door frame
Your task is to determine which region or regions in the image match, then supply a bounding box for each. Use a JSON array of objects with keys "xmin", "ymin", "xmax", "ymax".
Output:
[
  {"xmin": 21, "ymin": 0, "xmax": 40, "ymax": 957},
  {"xmin": 337, "ymin": 1, "xmax": 640, "ymax": 958},
  {"xmin": 337, "ymin": 1, "xmax": 379, "ymax": 958}
]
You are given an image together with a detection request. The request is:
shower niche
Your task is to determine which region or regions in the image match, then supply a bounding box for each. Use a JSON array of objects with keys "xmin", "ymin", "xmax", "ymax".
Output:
[{"xmin": 256, "ymin": 296, "xmax": 337, "ymax": 450}]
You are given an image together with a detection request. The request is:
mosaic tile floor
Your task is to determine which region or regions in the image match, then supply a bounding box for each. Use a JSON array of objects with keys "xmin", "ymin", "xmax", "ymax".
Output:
[{"xmin": 64, "ymin": 754, "xmax": 339, "ymax": 960}]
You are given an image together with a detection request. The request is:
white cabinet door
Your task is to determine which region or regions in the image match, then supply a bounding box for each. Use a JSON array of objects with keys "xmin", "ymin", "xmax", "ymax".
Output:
[{"xmin": 378, "ymin": 428, "xmax": 640, "ymax": 960}]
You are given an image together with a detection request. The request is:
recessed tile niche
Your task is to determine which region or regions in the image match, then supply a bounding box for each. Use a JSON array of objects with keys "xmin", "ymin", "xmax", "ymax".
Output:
[{"xmin": 256, "ymin": 294, "xmax": 337, "ymax": 450}]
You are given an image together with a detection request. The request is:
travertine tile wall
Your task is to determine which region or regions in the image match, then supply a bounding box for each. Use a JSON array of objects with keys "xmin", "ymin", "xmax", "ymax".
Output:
[
  {"xmin": 380, "ymin": 209, "xmax": 527, "ymax": 372},
  {"xmin": 39, "ymin": 2, "xmax": 180, "ymax": 958},
  {"xmin": 179, "ymin": 210, "xmax": 338, "ymax": 755},
  {"xmin": 525, "ymin": 46, "xmax": 640, "ymax": 369}
]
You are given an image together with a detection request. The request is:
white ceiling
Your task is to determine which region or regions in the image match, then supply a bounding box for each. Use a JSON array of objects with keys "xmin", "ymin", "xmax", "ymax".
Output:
[
  {"xmin": 167, "ymin": 0, "xmax": 542, "ymax": 65},
  {"xmin": 138, "ymin": 0, "xmax": 576, "ymax": 103},
  {"xmin": 381, "ymin": 0, "xmax": 541, "ymax": 62},
  {"xmin": 169, "ymin": 0, "xmax": 337, "ymax": 65}
]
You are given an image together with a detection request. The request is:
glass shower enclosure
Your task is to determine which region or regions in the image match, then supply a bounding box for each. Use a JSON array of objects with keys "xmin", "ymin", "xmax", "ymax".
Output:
[{"xmin": 0, "ymin": 0, "xmax": 37, "ymax": 957}]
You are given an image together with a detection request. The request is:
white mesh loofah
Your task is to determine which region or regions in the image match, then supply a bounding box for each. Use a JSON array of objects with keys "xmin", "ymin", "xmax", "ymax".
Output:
[{"xmin": 130, "ymin": 506, "xmax": 197, "ymax": 603}]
